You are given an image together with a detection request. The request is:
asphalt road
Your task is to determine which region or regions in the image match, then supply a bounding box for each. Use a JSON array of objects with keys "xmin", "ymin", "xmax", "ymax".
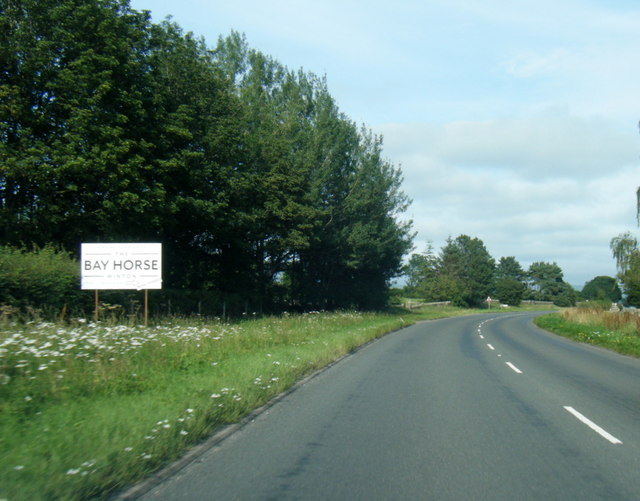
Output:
[{"xmin": 136, "ymin": 312, "xmax": 640, "ymax": 500}]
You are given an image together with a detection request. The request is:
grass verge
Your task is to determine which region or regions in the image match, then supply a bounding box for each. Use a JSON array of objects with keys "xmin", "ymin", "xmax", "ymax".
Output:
[
  {"xmin": 1, "ymin": 311, "xmax": 416, "ymax": 500},
  {"xmin": 534, "ymin": 307, "xmax": 640, "ymax": 358}
]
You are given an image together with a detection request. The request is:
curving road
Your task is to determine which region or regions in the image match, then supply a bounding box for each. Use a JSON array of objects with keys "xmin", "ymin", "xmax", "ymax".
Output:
[{"xmin": 136, "ymin": 313, "xmax": 640, "ymax": 500}]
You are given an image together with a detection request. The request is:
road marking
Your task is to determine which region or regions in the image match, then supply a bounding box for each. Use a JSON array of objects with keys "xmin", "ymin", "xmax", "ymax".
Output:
[
  {"xmin": 506, "ymin": 362, "xmax": 522, "ymax": 374},
  {"xmin": 487, "ymin": 343, "xmax": 495, "ymax": 350},
  {"xmin": 479, "ymin": 334, "xmax": 484, "ymax": 339},
  {"xmin": 563, "ymin": 406, "xmax": 623, "ymax": 445}
]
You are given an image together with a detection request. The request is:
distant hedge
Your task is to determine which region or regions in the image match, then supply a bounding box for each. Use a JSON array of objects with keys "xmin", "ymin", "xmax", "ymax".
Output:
[{"xmin": 0, "ymin": 245, "xmax": 81, "ymax": 316}]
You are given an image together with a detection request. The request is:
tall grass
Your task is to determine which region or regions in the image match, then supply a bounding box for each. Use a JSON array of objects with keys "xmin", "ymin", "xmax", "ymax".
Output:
[
  {"xmin": 0, "ymin": 311, "xmax": 411, "ymax": 500},
  {"xmin": 535, "ymin": 307, "xmax": 640, "ymax": 357}
]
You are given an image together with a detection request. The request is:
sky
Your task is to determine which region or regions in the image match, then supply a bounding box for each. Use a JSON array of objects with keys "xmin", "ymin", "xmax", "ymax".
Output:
[{"xmin": 130, "ymin": 0, "xmax": 640, "ymax": 288}]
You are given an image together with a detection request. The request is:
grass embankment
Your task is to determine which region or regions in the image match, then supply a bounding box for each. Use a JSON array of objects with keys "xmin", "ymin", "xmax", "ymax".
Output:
[
  {"xmin": 535, "ymin": 307, "xmax": 640, "ymax": 358},
  {"xmin": 0, "ymin": 311, "xmax": 418, "ymax": 500}
]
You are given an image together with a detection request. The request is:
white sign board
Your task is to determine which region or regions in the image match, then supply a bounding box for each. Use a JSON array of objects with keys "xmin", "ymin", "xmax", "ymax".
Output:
[{"xmin": 81, "ymin": 243, "xmax": 162, "ymax": 290}]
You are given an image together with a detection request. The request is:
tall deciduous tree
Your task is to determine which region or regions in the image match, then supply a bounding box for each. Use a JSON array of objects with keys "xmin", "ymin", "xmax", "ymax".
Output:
[
  {"xmin": 145, "ymin": 20, "xmax": 242, "ymax": 289},
  {"xmin": 1, "ymin": 0, "xmax": 154, "ymax": 246},
  {"xmin": 610, "ymin": 232, "xmax": 640, "ymax": 306}
]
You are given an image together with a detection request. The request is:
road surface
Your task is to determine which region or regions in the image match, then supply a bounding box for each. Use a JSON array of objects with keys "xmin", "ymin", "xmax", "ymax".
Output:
[{"xmin": 136, "ymin": 312, "xmax": 640, "ymax": 500}]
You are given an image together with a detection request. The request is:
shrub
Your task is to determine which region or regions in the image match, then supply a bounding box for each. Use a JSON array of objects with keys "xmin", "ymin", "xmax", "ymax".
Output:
[{"xmin": 0, "ymin": 245, "xmax": 81, "ymax": 315}]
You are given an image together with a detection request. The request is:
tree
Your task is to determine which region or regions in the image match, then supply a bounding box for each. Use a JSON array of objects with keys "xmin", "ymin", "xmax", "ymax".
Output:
[
  {"xmin": 494, "ymin": 278, "xmax": 525, "ymax": 306},
  {"xmin": 439, "ymin": 235, "xmax": 495, "ymax": 307},
  {"xmin": 610, "ymin": 232, "xmax": 638, "ymax": 276},
  {"xmin": 619, "ymin": 252, "xmax": 640, "ymax": 306},
  {"xmin": 582, "ymin": 276, "xmax": 622, "ymax": 303},
  {"xmin": 527, "ymin": 261, "xmax": 563, "ymax": 295},
  {"xmin": 403, "ymin": 244, "xmax": 445, "ymax": 300},
  {"xmin": 145, "ymin": 21, "xmax": 244, "ymax": 290},
  {"xmin": 493, "ymin": 256, "xmax": 526, "ymax": 306},
  {"xmin": 610, "ymin": 232, "xmax": 640, "ymax": 306},
  {"xmin": 1, "ymin": 0, "xmax": 156, "ymax": 247},
  {"xmin": 495, "ymin": 256, "xmax": 526, "ymax": 282},
  {"xmin": 527, "ymin": 261, "xmax": 576, "ymax": 306}
]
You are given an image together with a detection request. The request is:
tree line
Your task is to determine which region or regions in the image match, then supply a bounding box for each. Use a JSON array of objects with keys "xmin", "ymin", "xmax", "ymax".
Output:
[
  {"xmin": 403, "ymin": 235, "xmax": 586, "ymax": 307},
  {"xmin": 0, "ymin": 0, "xmax": 413, "ymax": 313}
]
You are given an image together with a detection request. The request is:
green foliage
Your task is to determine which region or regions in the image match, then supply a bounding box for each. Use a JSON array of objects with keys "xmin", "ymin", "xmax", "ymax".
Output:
[
  {"xmin": 610, "ymin": 232, "xmax": 638, "ymax": 275},
  {"xmin": 609, "ymin": 232, "xmax": 640, "ymax": 306},
  {"xmin": 581, "ymin": 276, "xmax": 621, "ymax": 303},
  {"xmin": 495, "ymin": 256, "xmax": 526, "ymax": 281},
  {"xmin": 403, "ymin": 244, "xmax": 441, "ymax": 299},
  {"xmin": 526, "ymin": 261, "xmax": 577, "ymax": 306},
  {"xmin": 0, "ymin": 246, "xmax": 80, "ymax": 314},
  {"xmin": 439, "ymin": 235, "xmax": 495, "ymax": 307},
  {"xmin": 494, "ymin": 277, "xmax": 525, "ymax": 306},
  {"xmin": 0, "ymin": 5, "xmax": 412, "ymax": 313},
  {"xmin": 403, "ymin": 243, "xmax": 577, "ymax": 308}
]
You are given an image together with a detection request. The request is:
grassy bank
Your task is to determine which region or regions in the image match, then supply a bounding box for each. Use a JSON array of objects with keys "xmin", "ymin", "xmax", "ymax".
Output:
[
  {"xmin": 534, "ymin": 307, "xmax": 640, "ymax": 358},
  {"xmin": 1, "ymin": 311, "xmax": 418, "ymax": 500}
]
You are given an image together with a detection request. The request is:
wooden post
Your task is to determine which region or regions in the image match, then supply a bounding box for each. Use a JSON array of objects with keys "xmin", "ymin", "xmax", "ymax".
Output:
[
  {"xmin": 144, "ymin": 289, "xmax": 149, "ymax": 327},
  {"xmin": 94, "ymin": 290, "xmax": 99, "ymax": 321}
]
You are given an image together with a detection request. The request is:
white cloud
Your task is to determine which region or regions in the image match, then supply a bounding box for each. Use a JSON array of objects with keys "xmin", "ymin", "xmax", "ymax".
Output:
[
  {"xmin": 384, "ymin": 111, "xmax": 638, "ymax": 179},
  {"xmin": 381, "ymin": 112, "xmax": 639, "ymax": 285}
]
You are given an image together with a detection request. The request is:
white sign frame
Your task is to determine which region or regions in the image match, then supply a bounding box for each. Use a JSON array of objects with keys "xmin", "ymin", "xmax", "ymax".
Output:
[{"xmin": 81, "ymin": 243, "xmax": 162, "ymax": 290}]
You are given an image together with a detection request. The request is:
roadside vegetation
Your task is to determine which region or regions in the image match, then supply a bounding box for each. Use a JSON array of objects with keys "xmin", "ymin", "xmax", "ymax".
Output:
[
  {"xmin": 404, "ymin": 239, "xmax": 579, "ymax": 309},
  {"xmin": 535, "ymin": 305, "xmax": 640, "ymax": 358},
  {"xmin": 0, "ymin": 310, "xmax": 415, "ymax": 500}
]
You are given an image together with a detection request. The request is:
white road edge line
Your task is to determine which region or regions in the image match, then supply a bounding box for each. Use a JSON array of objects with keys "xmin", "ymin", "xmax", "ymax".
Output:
[
  {"xmin": 487, "ymin": 343, "xmax": 495, "ymax": 350},
  {"xmin": 563, "ymin": 406, "xmax": 623, "ymax": 445},
  {"xmin": 506, "ymin": 362, "xmax": 522, "ymax": 374}
]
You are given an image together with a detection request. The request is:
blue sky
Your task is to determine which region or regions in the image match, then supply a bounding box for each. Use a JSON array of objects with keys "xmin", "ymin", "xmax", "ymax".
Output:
[{"xmin": 131, "ymin": 0, "xmax": 640, "ymax": 287}]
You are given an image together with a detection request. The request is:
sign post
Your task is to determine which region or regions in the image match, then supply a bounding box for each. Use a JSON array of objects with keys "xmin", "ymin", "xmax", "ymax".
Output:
[{"xmin": 81, "ymin": 243, "xmax": 162, "ymax": 326}]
